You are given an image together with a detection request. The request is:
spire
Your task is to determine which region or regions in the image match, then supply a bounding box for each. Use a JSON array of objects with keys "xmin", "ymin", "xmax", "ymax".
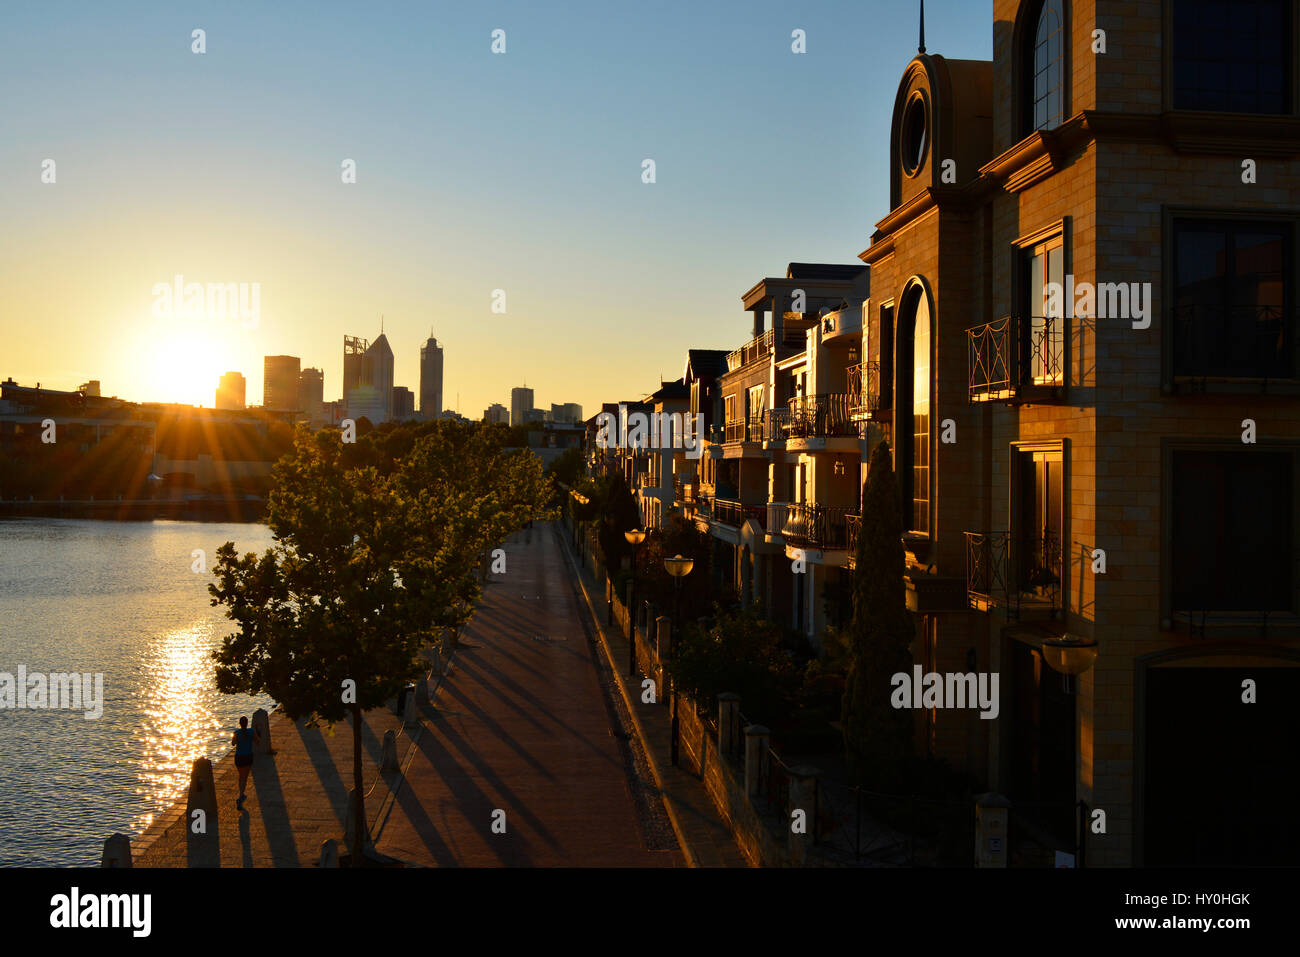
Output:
[{"xmin": 919, "ymin": 0, "xmax": 926, "ymax": 54}]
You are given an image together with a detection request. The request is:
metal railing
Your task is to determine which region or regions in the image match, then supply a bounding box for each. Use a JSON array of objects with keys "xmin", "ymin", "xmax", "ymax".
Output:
[
  {"xmin": 723, "ymin": 420, "xmax": 747, "ymax": 443},
  {"xmin": 814, "ymin": 781, "xmax": 974, "ymax": 867},
  {"xmin": 747, "ymin": 417, "xmax": 765, "ymax": 443},
  {"xmin": 846, "ymin": 361, "xmax": 885, "ymax": 417},
  {"xmin": 725, "ymin": 327, "xmax": 810, "ymax": 372},
  {"xmin": 967, "ymin": 315, "xmax": 1064, "ymax": 402},
  {"xmin": 766, "ymin": 502, "xmax": 791, "ymax": 536},
  {"xmin": 1171, "ymin": 303, "xmax": 1293, "ymax": 381},
  {"xmin": 713, "ymin": 498, "xmax": 765, "ymax": 528},
  {"xmin": 764, "ymin": 408, "xmax": 790, "ymax": 442},
  {"xmin": 782, "ymin": 503, "xmax": 854, "ymax": 550},
  {"xmin": 785, "ymin": 394, "xmax": 859, "ymax": 439},
  {"xmin": 845, "ymin": 513, "xmax": 861, "ymax": 556},
  {"xmin": 965, "ymin": 531, "xmax": 1062, "ymax": 614}
]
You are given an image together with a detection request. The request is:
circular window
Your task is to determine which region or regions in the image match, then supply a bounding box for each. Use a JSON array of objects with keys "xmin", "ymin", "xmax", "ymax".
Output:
[{"xmin": 901, "ymin": 95, "xmax": 928, "ymax": 176}]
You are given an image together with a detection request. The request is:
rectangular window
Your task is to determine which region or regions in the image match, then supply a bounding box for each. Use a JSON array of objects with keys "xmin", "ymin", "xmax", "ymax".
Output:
[
  {"xmin": 1025, "ymin": 237, "xmax": 1065, "ymax": 386},
  {"xmin": 1172, "ymin": 218, "xmax": 1292, "ymax": 378},
  {"xmin": 1170, "ymin": 450, "xmax": 1293, "ymax": 613},
  {"xmin": 1173, "ymin": 0, "xmax": 1290, "ymax": 113},
  {"xmin": 1014, "ymin": 447, "xmax": 1063, "ymax": 603}
]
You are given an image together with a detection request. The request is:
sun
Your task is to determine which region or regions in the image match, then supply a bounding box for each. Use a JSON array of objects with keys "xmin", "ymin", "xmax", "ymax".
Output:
[{"xmin": 142, "ymin": 322, "xmax": 235, "ymax": 407}]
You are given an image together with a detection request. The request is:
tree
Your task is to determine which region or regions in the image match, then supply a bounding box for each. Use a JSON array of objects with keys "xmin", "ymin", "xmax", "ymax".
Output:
[
  {"xmin": 208, "ymin": 422, "xmax": 545, "ymax": 864},
  {"xmin": 597, "ymin": 470, "xmax": 641, "ymax": 572},
  {"xmin": 841, "ymin": 440, "xmax": 915, "ymax": 787}
]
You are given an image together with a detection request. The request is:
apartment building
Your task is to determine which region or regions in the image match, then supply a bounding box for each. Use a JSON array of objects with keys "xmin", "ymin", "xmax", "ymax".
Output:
[{"xmin": 652, "ymin": 0, "xmax": 1298, "ymax": 867}]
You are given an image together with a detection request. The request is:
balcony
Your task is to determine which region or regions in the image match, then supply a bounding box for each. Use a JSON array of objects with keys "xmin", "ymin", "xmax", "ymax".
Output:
[
  {"xmin": 725, "ymin": 327, "xmax": 809, "ymax": 372},
  {"xmin": 724, "ymin": 420, "xmax": 748, "ymax": 443},
  {"xmin": 846, "ymin": 513, "xmax": 861, "ymax": 558},
  {"xmin": 782, "ymin": 504, "xmax": 853, "ymax": 550},
  {"xmin": 713, "ymin": 498, "xmax": 767, "ymax": 529},
  {"xmin": 766, "ymin": 502, "xmax": 791, "ymax": 538},
  {"xmin": 786, "ymin": 394, "xmax": 860, "ymax": 440},
  {"xmin": 967, "ymin": 316, "xmax": 1064, "ymax": 403},
  {"xmin": 846, "ymin": 361, "xmax": 885, "ymax": 419},
  {"xmin": 964, "ymin": 531, "xmax": 1062, "ymax": 616},
  {"xmin": 764, "ymin": 408, "xmax": 789, "ymax": 443}
]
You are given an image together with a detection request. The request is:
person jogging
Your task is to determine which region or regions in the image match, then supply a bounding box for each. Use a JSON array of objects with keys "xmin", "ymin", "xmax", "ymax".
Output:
[{"xmin": 231, "ymin": 716, "xmax": 261, "ymax": 810}]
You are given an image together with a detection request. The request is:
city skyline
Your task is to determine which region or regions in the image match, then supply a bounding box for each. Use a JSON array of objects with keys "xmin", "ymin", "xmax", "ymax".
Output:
[{"xmin": 0, "ymin": 1, "xmax": 990, "ymax": 418}]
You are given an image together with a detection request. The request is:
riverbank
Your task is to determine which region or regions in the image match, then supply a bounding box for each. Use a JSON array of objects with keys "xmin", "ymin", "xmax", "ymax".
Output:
[{"xmin": 0, "ymin": 498, "xmax": 265, "ymax": 522}]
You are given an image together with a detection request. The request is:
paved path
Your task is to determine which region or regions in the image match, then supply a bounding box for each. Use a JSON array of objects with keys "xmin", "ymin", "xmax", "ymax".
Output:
[
  {"xmin": 133, "ymin": 703, "xmax": 409, "ymax": 867},
  {"xmin": 372, "ymin": 524, "xmax": 682, "ymax": 867}
]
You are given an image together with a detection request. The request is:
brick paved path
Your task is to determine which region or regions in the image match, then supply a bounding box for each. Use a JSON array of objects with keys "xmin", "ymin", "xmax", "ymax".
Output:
[{"xmin": 372, "ymin": 524, "xmax": 682, "ymax": 866}]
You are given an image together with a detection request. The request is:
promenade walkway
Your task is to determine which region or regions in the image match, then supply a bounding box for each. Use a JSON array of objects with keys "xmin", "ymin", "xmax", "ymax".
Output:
[{"xmin": 372, "ymin": 524, "xmax": 682, "ymax": 866}]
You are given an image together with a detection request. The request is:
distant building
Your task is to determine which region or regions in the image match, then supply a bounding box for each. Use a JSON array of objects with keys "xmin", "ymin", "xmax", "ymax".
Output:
[
  {"xmin": 510, "ymin": 387, "xmax": 534, "ymax": 427},
  {"xmin": 299, "ymin": 368, "xmax": 324, "ymax": 421},
  {"xmin": 483, "ymin": 403, "xmax": 509, "ymax": 424},
  {"xmin": 216, "ymin": 372, "xmax": 246, "ymax": 410},
  {"xmin": 263, "ymin": 356, "xmax": 300, "ymax": 411},
  {"xmin": 78, "ymin": 380, "xmax": 101, "ymax": 398},
  {"xmin": 345, "ymin": 333, "xmax": 394, "ymax": 424},
  {"xmin": 523, "ymin": 407, "xmax": 545, "ymax": 424},
  {"xmin": 343, "ymin": 335, "xmax": 368, "ymax": 403},
  {"xmin": 392, "ymin": 386, "xmax": 415, "ymax": 420},
  {"xmin": 547, "ymin": 402, "xmax": 583, "ymax": 424},
  {"xmin": 419, "ymin": 335, "xmax": 443, "ymax": 420}
]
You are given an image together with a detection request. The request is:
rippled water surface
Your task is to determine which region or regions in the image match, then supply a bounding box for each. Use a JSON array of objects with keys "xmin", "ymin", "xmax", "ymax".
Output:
[{"xmin": 0, "ymin": 519, "xmax": 276, "ymax": 866}]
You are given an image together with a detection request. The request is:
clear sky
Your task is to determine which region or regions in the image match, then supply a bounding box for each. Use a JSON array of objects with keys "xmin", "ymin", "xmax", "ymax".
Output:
[{"xmin": 0, "ymin": 0, "xmax": 991, "ymax": 418}]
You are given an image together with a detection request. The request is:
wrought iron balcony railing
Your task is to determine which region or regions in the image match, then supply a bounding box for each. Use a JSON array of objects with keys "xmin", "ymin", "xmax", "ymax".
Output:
[
  {"xmin": 967, "ymin": 316, "xmax": 1064, "ymax": 402},
  {"xmin": 782, "ymin": 504, "xmax": 854, "ymax": 550},
  {"xmin": 785, "ymin": 394, "xmax": 859, "ymax": 439},
  {"xmin": 725, "ymin": 327, "xmax": 810, "ymax": 372},
  {"xmin": 846, "ymin": 361, "xmax": 885, "ymax": 418},
  {"xmin": 965, "ymin": 531, "xmax": 1062, "ymax": 615},
  {"xmin": 764, "ymin": 408, "xmax": 789, "ymax": 442},
  {"xmin": 713, "ymin": 498, "xmax": 767, "ymax": 528},
  {"xmin": 724, "ymin": 420, "xmax": 747, "ymax": 443},
  {"xmin": 846, "ymin": 513, "xmax": 861, "ymax": 557},
  {"xmin": 766, "ymin": 502, "xmax": 791, "ymax": 536},
  {"xmin": 1171, "ymin": 303, "xmax": 1293, "ymax": 381}
]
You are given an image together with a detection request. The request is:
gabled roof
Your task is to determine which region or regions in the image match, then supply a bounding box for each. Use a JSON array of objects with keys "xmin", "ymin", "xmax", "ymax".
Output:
[
  {"xmin": 684, "ymin": 349, "xmax": 728, "ymax": 382},
  {"xmin": 645, "ymin": 378, "xmax": 688, "ymax": 404}
]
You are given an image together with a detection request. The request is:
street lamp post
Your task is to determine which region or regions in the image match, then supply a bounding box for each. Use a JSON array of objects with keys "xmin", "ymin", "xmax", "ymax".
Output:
[
  {"xmin": 623, "ymin": 528, "xmax": 646, "ymax": 678},
  {"xmin": 663, "ymin": 553, "xmax": 694, "ymax": 767}
]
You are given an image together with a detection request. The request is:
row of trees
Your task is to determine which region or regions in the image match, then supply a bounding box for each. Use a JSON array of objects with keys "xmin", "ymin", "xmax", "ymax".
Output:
[{"xmin": 209, "ymin": 418, "xmax": 553, "ymax": 864}]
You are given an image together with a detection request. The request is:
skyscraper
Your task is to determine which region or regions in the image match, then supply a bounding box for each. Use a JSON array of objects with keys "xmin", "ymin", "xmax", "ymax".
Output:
[
  {"xmin": 216, "ymin": 371, "xmax": 246, "ymax": 410},
  {"xmin": 263, "ymin": 356, "xmax": 300, "ymax": 411},
  {"xmin": 484, "ymin": 403, "xmax": 508, "ymax": 424},
  {"xmin": 346, "ymin": 333, "xmax": 394, "ymax": 424},
  {"xmin": 420, "ymin": 334, "xmax": 443, "ymax": 420},
  {"xmin": 343, "ymin": 335, "xmax": 368, "ymax": 402},
  {"xmin": 299, "ymin": 367, "xmax": 324, "ymax": 421},
  {"xmin": 510, "ymin": 386, "xmax": 534, "ymax": 427},
  {"xmin": 392, "ymin": 385, "xmax": 415, "ymax": 420}
]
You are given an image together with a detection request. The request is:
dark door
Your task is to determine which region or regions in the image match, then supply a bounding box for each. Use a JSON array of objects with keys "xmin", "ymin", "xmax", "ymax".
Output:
[
  {"xmin": 1144, "ymin": 665, "xmax": 1300, "ymax": 865},
  {"xmin": 1009, "ymin": 640, "xmax": 1076, "ymax": 845}
]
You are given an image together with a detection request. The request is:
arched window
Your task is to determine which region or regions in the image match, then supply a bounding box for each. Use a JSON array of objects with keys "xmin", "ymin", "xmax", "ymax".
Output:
[
  {"xmin": 910, "ymin": 296, "xmax": 931, "ymax": 534},
  {"xmin": 1029, "ymin": 0, "xmax": 1065, "ymax": 131}
]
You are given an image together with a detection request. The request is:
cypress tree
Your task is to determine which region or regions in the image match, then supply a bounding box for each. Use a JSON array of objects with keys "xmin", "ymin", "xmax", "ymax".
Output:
[{"xmin": 841, "ymin": 440, "xmax": 915, "ymax": 787}]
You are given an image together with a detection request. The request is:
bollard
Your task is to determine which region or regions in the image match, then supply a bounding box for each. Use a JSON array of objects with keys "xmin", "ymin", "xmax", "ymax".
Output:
[
  {"xmin": 717, "ymin": 693, "xmax": 740, "ymax": 759},
  {"xmin": 186, "ymin": 756, "xmax": 219, "ymax": 867},
  {"xmin": 402, "ymin": 685, "xmax": 418, "ymax": 727},
  {"xmin": 744, "ymin": 725, "xmax": 770, "ymax": 797},
  {"xmin": 787, "ymin": 766, "xmax": 821, "ymax": 866},
  {"xmin": 252, "ymin": 708, "xmax": 272, "ymax": 754},
  {"xmin": 101, "ymin": 833, "xmax": 133, "ymax": 868},
  {"xmin": 975, "ymin": 793, "xmax": 1011, "ymax": 868},
  {"xmin": 380, "ymin": 729, "xmax": 399, "ymax": 773},
  {"xmin": 415, "ymin": 672, "xmax": 431, "ymax": 705},
  {"xmin": 319, "ymin": 838, "xmax": 340, "ymax": 868}
]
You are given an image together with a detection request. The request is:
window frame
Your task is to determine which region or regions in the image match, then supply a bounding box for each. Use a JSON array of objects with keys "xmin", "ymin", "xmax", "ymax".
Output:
[
  {"xmin": 1165, "ymin": 0, "xmax": 1294, "ymax": 116},
  {"xmin": 1009, "ymin": 438, "xmax": 1069, "ymax": 613},
  {"xmin": 1161, "ymin": 206, "xmax": 1300, "ymax": 392},
  {"xmin": 1159, "ymin": 438, "xmax": 1300, "ymax": 630},
  {"xmin": 1018, "ymin": 0, "xmax": 1071, "ymax": 139}
]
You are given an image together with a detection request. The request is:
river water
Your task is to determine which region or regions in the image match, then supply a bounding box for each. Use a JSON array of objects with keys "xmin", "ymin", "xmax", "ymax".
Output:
[{"xmin": 0, "ymin": 519, "xmax": 276, "ymax": 866}]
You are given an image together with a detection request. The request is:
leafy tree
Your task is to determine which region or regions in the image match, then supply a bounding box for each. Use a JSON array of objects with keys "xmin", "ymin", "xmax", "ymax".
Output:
[
  {"xmin": 666, "ymin": 605, "xmax": 799, "ymax": 723},
  {"xmin": 841, "ymin": 441, "xmax": 915, "ymax": 787}
]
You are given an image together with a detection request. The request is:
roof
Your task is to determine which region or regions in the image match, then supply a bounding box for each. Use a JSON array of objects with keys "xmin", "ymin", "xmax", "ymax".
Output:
[
  {"xmin": 684, "ymin": 349, "xmax": 728, "ymax": 382},
  {"xmin": 645, "ymin": 379, "xmax": 688, "ymax": 404},
  {"xmin": 785, "ymin": 263, "xmax": 869, "ymax": 281}
]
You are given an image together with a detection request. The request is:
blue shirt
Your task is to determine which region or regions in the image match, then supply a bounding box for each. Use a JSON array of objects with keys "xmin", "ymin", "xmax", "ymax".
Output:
[{"xmin": 234, "ymin": 728, "xmax": 255, "ymax": 756}]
